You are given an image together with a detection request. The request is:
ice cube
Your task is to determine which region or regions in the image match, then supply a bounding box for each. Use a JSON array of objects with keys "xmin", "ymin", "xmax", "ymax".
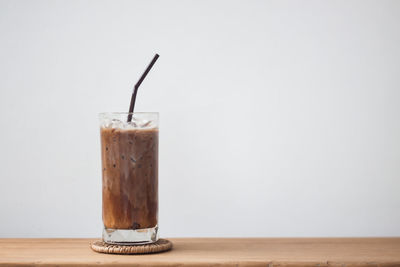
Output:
[
  {"xmin": 101, "ymin": 119, "xmax": 113, "ymax": 128},
  {"xmin": 127, "ymin": 120, "xmax": 138, "ymax": 128},
  {"xmin": 110, "ymin": 119, "xmax": 124, "ymax": 129},
  {"xmin": 140, "ymin": 120, "xmax": 152, "ymax": 128},
  {"xmin": 103, "ymin": 117, "xmax": 155, "ymax": 129}
]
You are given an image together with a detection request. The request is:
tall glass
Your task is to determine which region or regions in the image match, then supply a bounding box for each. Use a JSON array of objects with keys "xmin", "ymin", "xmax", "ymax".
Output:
[{"xmin": 99, "ymin": 112, "xmax": 159, "ymax": 244}]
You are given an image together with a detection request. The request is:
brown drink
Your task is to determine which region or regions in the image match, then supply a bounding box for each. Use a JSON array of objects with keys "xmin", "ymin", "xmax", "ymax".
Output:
[{"xmin": 99, "ymin": 112, "xmax": 159, "ymax": 244}]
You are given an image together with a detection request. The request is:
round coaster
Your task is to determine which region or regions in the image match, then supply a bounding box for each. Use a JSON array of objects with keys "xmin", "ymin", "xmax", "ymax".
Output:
[{"xmin": 90, "ymin": 239, "xmax": 173, "ymax": 255}]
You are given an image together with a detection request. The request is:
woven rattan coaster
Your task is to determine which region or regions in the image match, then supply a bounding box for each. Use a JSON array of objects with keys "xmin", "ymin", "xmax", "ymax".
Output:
[{"xmin": 90, "ymin": 239, "xmax": 173, "ymax": 255}]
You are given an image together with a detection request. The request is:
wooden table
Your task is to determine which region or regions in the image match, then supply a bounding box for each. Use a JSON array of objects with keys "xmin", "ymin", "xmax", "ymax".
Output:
[{"xmin": 1, "ymin": 238, "xmax": 399, "ymax": 266}]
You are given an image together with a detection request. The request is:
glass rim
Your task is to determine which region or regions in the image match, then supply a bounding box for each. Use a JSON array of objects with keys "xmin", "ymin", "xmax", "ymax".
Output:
[{"xmin": 99, "ymin": 112, "xmax": 159, "ymax": 116}]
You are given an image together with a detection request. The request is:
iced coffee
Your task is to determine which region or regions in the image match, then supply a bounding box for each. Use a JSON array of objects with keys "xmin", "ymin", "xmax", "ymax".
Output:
[{"xmin": 99, "ymin": 112, "xmax": 158, "ymax": 244}]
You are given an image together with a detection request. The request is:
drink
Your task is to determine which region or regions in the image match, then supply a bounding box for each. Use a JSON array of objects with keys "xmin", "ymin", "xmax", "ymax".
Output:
[{"xmin": 99, "ymin": 112, "xmax": 159, "ymax": 244}]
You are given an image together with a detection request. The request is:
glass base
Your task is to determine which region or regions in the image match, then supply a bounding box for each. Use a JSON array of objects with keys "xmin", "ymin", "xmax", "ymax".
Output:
[{"xmin": 102, "ymin": 226, "xmax": 159, "ymax": 245}]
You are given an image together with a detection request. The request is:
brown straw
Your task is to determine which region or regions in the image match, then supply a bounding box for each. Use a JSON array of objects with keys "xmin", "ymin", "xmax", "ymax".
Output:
[{"xmin": 127, "ymin": 54, "xmax": 160, "ymax": 122}]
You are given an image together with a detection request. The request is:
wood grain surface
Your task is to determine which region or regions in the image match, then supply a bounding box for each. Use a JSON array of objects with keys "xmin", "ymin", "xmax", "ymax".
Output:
[{"xmin": 1, "ymin": 238, "xmax": 400, "ymax": 266}]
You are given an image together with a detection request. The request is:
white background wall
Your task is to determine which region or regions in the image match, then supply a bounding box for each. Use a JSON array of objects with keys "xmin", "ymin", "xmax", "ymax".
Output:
[{"xmin": 0, "ymin": 0, "xmax": 399, "ymax": 238}]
